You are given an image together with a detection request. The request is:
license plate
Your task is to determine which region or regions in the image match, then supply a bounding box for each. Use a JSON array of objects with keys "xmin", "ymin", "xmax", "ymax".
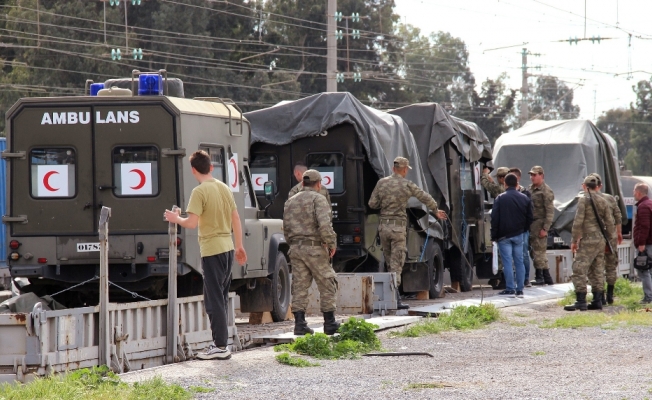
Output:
[{"xmin": 77, "ymin": 243, "xmax": 101, "ymax": 252}]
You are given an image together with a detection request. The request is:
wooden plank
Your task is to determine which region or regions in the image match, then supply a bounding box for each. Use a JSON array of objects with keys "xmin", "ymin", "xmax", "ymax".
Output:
[
  {"xmin": 248, "ymin": 312, "xmax": 273, "ymax": 325},
  {"xmin": 416, "ymin": 291, "xmax": 429, "ymax": 300}
]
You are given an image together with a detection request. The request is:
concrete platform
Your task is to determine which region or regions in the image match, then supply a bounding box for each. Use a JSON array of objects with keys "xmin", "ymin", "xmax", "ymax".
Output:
[{"xmin": 408, "ymin": 283, "xmax": 574, "ymax": 316}]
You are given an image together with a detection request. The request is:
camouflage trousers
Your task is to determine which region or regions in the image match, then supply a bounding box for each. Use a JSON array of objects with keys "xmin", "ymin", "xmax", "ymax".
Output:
[
  {"xmin": 529, "ymin": 232, "xmax": 549, "ymax": 270},
  {"xmin": 289, "ymin": 245, "xmax": 338, "ymax": 313},
  {"xmin": 379, "ymin": 223, "xmax": 407, "ymax": 286},
  {"xmin": 571, "ymin": 237, "xmax": 605, "ymax": 293},
  {"xmin": 604, "ymin": 235, "xmax": 618, "ymax": 285}
]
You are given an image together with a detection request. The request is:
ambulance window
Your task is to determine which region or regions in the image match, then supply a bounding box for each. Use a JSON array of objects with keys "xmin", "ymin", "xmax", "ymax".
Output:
[
  {"xmin": 243, "ymin": 166, "xmax": 256, "ymax": 208},
  {"xmin": 30, "ymin": 148, "xmax": 76, "ymax": 198},
  {"xmin": 112, "ymin": 146, "xmax": 159, "ymax": 197},
  {"xmin": 305, "ymin": 153, "xmax": 344, "ymax": 194},
  {"xmin": 199, "ymin": 146, "xmax": 225, "ymax": 182},
  {"xmin": 250, "ymin": 154, "xmax": 277, "ymax": 194}
]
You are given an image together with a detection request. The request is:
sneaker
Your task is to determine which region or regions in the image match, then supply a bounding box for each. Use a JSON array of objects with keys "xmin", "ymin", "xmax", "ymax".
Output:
[
  {"xmin": 524, "ymin": 281, "xmax": 532, "ymax": 288},
  {"xmin": 515, "ymin": 291, "xmax": 524, "ymax": 298},
  {"xmin": 196, "ymin": 344, "xmax": 231, "ymax": 360},
  {"xmin": 498, "ymin": 290, "xmax": 515, "ymax": 296}
]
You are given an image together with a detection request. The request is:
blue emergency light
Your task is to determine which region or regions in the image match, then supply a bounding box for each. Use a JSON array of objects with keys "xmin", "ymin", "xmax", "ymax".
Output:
[
  {"xmin": 90, "ymin": 83, "xmax": 105, "ymax": 96},
  {"xmin": 138, "ymin": 74, "xmax": 164, "ymax": 96}
]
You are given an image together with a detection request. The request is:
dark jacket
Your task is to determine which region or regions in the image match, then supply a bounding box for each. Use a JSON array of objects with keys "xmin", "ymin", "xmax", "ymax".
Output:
[
  {"xmin": 517, "ymin": 185, "xmax": 531, "ymax": 199},
  {"xmin": 491, "ymin": 187, "xmax": 533, "ymax": 242},
  {"xmin": 634, "ymin": 196, "xmax": 652, "ymax": 247}
]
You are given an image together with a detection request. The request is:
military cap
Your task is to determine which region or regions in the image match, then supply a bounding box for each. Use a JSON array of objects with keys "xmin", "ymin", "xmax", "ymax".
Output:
[
  {"xmin": 583, "ymin": 175, "xmax": 599, "ymax": 185},
  {"xmin": 529, "ymin": 166, "xmax": 544, "ymax": 175},
  {"xmin": 393, "ymin": 156, "xmax": 412, "ymax": 169},
  {"xmin": 496, "ymin": 167, "xmax": 510, "ymax": 177},
  {"xmin": 589, "ymin": 172, "xmax": 602, "ymax": 185},
  {"xmin": 302, "ymin": 169, "xmax": 322, "ymax": 182}
]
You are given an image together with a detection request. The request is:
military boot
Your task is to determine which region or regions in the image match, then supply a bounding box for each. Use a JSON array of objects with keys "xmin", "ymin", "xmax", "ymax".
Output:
[
  {"xmin": 606, "ymin": 284, "xmax": 615, "ymax": 305},
  {"xmin": 601, "ymin": 292, "xmax": 607, "ymax": 306},
  {"xmin": 542, "ymin": 269, "xmax": 555, "ymax": 285},
  {"xmin": 587, "ymin": 291, "xmax": 603, "ymax": 310},
  {"xmin": 564, "ymin": 292, "xmax": 588, "ymax": 311},
  {"xmin": 293, "ymin": 311, "xmax": 314, "ymax": 336},
  {"xmin": 323, "ymin": 311, "xmax": 341, "ymax": 335},
  {"xmin": 533, "ymin": 269, "xmax": 545, "ymax": 286},
  {"xmin": 396, "ymin": 291, "xmax": 409, "ymax": 310}
]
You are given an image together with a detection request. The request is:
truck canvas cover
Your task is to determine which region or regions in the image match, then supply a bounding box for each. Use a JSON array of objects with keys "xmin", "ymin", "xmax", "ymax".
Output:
[
  {"xmin": 493, "ymin": 119, "xmax": 627, "ymax": 243},
  {"xmin": 389, "ymin": 103, "xmax": 493, "ymax": 209},
  {"xmin": 245, "ymin": 92, "xmax": 441, "ymax": 237}
]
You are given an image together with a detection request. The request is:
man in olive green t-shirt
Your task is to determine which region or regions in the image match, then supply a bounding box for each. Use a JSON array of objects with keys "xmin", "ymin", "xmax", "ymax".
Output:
[{"xmin": 165, "ymin": 150, "xmax": 247, "ymax": 361}]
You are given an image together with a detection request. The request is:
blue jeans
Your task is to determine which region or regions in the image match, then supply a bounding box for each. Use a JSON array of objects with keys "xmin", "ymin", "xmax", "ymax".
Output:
[
  {"xmin": 497, "ymin": 233, "xmax": 525, "ymax": 292},
  {"xmin": 523, "ymin": 231, "xmax": 531, "ymax": 282}
]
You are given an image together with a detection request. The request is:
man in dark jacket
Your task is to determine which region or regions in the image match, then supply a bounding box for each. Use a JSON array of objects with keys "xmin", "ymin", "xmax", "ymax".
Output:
[
  {"xmin": 633, "ymin": 183, "xmax": 652, "ymax": 303},
  {"xmin": 509, "ymin": 167, "xmax": 533, "ymax": 287},
  {"xmin": 491, "ymin": 174, "xmax": 534, "ymax": 297}
]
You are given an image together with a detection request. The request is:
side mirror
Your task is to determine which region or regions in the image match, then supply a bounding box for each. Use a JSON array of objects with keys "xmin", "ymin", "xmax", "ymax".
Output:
[{"xmin": 264, "ymin": 181, "xmax": 276, "ymax": 201}]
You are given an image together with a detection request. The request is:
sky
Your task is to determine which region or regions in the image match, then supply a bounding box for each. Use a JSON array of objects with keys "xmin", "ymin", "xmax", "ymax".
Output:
[{"xmin": 393, "ymin": 0, "xmax": 652, "ymax": 122}]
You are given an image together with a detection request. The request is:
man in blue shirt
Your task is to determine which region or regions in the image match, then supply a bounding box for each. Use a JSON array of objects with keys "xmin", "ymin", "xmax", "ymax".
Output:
[{"xmin": 491, "ymin": 173, "xmax": 534, "ymax": 297}]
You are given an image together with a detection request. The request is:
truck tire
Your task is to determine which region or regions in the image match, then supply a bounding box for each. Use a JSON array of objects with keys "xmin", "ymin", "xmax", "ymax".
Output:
[
  {"xmin": 271, "ymin": 254, "xmax": 291, "ymax": 322},
  {"xmin": 448, "ymin": 246, "xmax": 474, "ymax": 292},
  {"xmin": 428, "ymin": 242, "xmax": 445, "ymax": 298}
]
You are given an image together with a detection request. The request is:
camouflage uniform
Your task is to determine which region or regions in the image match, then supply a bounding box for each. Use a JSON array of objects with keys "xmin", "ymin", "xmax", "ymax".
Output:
[
  {"xmin": 481, "ymin": 173, "xmax": 504, "ymax": 198},
  {"xmin": 288, "ymin": 182, "xmax": 332, "ymax": 206},
  {"xmin": 283, "ymin": 186, "xmax": 337, "ymax": 313},
  {"xmin": 529, "ymin": 182, "xmax": 555, "ymax": 270},
  {"xmin": 570, "ymin": 190, "xmax": 614, "ymax": 293},
  {"xmin": 368, "ymin": 162, "xmax": 438, "ymax": 286},
  {"xmin": 597, "ymin": 192, "xmax": 621, "ymax": 285}
]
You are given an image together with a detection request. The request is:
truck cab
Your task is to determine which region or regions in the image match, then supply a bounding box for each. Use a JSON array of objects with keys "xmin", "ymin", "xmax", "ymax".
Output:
[{"xmin": 3, "ymin": 72, "xmax": 290, "ymax": 320}]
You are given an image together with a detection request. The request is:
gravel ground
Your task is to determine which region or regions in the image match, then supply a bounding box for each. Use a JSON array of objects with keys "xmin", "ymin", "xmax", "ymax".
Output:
[{"xmin": 122, "ymin": 299, "xmax": 652, "ymax": 399}]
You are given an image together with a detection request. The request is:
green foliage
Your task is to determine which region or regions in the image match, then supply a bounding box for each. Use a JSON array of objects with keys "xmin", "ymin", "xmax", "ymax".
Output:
[
  {"xmin": 596, "ymin": 108, "xmax": 633, "ymax": 161},
  {"xmin": 273, "ymin": 317, "xmax": 382, "ymax": 365},
  {"xmin": 0, "ymin": 367, "xmax": 190, "ymax": 400},
  {"xmin": 275, "ymin": 352, "xmax": 320, "ymax": 367},
  {"xmin": 558, "ymin": 290, "xmax": 576, "ymax": 306},
  {"xmin": 405, "ymin": 382, "xmax": 447, "ymax": 389},
  {"xmin": 189, "ymin": 386, "xmax": 215, "ymax": 394},
  {"xmin": 391, "ymin": 304, "xmax": 500, "ymax": 338}
]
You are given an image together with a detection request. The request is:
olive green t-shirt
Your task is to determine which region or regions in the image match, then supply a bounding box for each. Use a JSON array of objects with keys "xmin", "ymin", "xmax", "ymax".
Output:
[{"xmin": 186, "ymin": 178, "xmax": 237, "ymax": 257}]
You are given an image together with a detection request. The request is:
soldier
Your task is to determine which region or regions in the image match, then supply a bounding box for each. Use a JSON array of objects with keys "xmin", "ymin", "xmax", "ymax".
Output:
[
  {"xmin": 564, "ymin": 175, "xmax": 615, "ymax": 311},
  {"xmin": 481, "ymin": 167, "xmax": 509, "ymax": 198},
  {"xmin": 288, "ymin": 161, "xmax": 331, "ymax": 205},
  {"xmin": 509, "ymin": 167, "xmax": 533, "ymax": 287},
  {"xmin": 528, "ymin": 166, "xmax": 556, "ymax": 285},
  {"xmin": 590, "ymin": 173, "xmax": 623, "ymax": 305},
  {"xmin": 368, "ymin": 157, "xmax": 447, "ymax": 310},
  {"xmin": 283, "ymin": 169, "xmax": 339, "ymax": 336}
]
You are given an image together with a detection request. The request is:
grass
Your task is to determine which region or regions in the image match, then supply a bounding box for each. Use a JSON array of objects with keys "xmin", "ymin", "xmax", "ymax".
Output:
[
  {"xmin": 0, "ymin": 366, "xmax": 191, "ymax": 400},
  {"xmin": 189, "ymin": 386, "xmax": 215, "ymax": 394},
  {"xmin": 533, "ymin": 351, "xmax": 546, "ymax": 356},
  {"xmin": 275, "ymin": 352, "xmax": 320, "ymax": 367},
  {"xmin": 542, "ymin": 310, "xmax": 652, "ymax": 329},
  {"xmin": 273, "ymin": 318, "xmax": 382, "ymax": 366},
  {"xmin": 405, "ymin": 382, "xmax": 449, "ymax": 390},
  {"xmin": 390, "ymin": 304, "xmax": 500, "ymax": 338},
  {"xmin": 558, "ymin": 278, "xmax": 646, "ymax": 311}
]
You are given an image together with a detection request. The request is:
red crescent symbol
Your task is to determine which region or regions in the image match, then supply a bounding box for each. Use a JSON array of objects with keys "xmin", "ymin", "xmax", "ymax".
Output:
[
  {"xmin": 129, "ymin": 169, "xmax": 146, "ymax": 190},
  {"xmin": 255, "ymin": 177, "xmax": 263, "ymax": 186},
  {"xmin": 43, "ymin": 171, "xmax": 59, "ymax": 192},
  {"xmin": 323, "ymin": 176, "xmax": 332, "ymax": 186},
  {"xmin": 229, "ymin": 158, "xmax": 238, "ymax": 188}
]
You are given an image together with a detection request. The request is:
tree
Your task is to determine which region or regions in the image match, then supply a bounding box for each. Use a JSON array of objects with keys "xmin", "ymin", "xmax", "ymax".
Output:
[
  {"xmin": 626, "ymin": 80, "xmax": 652, "ymax": 175},
  {"xmin": 596, "ymin": 108, "xmax": 633, "ymax": 161},
  {"xmin": 526, "ymin": 75, "xmax": 580, "ymax": 123}
]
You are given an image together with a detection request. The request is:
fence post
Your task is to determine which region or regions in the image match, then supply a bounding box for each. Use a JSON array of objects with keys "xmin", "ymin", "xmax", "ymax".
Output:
[
  {"xmin": 98, "ymin": 206, "xmax": 111, "ymax": 367},
  {"xmin": 166, "ymin": 205, "xmax": 179, "ymax": 363}
]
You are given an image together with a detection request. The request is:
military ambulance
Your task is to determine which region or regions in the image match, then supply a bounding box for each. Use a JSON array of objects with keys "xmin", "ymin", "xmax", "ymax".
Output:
[{"xmin": 2, "ymin": 71, "xmax": 291, "ymax": 321}]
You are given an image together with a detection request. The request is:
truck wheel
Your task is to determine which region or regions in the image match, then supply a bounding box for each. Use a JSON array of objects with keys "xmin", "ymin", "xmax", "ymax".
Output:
[
  {"xmin": 271, "ymin": 254, "xmax": 291, "ymax": 322},
  {"xmin": 428, "ymin": 242, "xmax": 445, "ymax": 298}
]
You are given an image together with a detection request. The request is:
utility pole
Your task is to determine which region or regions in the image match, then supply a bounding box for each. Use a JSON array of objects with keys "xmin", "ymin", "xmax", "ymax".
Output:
[
  {"xmin": 520, "ymin": 48, "xmax": 528, "ymax": 125},
  {"xmin": 326, "ymin": 0, "xmax": 337, "ymax": 92}
]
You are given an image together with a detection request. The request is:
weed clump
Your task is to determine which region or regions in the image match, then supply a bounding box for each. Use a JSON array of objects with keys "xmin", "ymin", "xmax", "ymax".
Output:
[
  {"xmin": 273, "ymin": 317, "xmax": 382, "ymax": 365},
  {"xmin": 275, "ymin": 352, "xmax": 321, "ymax": 367},
  {"xmin": 391, "ymin": 304, "xmax": 500, "ymax": 338}
]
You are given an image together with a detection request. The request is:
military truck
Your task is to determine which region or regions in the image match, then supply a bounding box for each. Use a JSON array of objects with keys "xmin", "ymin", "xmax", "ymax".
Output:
[
  {"xmin": 2, "ymin": 71, "xmax": 291, "ymax": 321},
  {"xmin": 246, "ymin": 93, "xmax": 446, "ymax": 298}
]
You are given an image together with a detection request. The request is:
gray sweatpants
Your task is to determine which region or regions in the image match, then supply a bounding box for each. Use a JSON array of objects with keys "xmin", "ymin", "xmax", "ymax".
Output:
[
  {"xmin": 202, "ymin": 250, "xmax": 233, "ymax": 347},
  {"xmin": 640, "ymin": 245, "xmax": 652, "ymax": 302}
]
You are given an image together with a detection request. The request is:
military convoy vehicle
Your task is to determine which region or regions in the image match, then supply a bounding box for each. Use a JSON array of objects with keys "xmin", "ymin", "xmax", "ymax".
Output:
[
  {"xmin": 246, "ymin": 96, "xmax": 498, "ymax": 296},
  {"xmin": 2, "ymin": 71, "xmax": 291, "ymax": 321}
]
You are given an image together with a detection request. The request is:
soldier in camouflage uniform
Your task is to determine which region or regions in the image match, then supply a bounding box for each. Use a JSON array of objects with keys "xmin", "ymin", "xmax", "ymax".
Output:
[
  {"xmin": 481, "ymin": 167, "xmax": 509, "ymax": 198},
  {"xmin": 288, "ymin": 162, "xmax": 332, "ymax": 205},
  {"xmin": 283, "ymin": 170, "xmax": 339, "ymax": 335},
  {"xmin": 564, "ymin": 175, "xmax": 615, "ymax": 311},
  {"xmin": 369, "ymin": 157, "xmax": 447, "ymax": 310},
  {"xmin": 528, "ymin": 166, "xmax": 556, "ymax": 285},
  {"xmin": 590, "ymin": 173, "xmax": 623, "ymax": 305}
]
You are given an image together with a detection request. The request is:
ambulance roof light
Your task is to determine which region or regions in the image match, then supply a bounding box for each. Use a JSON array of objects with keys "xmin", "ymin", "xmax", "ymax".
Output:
[
  {"xmin": 90, "ymin": 83, "xmax": 105, "ymax": 96},
  {"xmin": 138, "ymin": 74, "xmax": 163, "ymax": 96}
]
